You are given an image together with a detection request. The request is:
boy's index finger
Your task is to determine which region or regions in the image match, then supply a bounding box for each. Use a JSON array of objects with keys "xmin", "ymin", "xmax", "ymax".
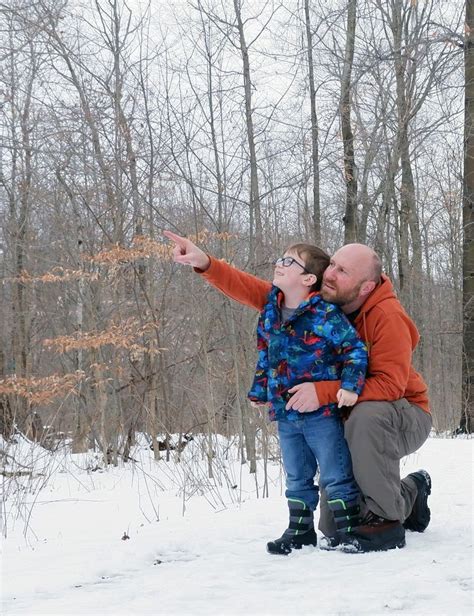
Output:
[{"xmin": 163, "ymin": 230, "xmax": 186, "ymax": 246}]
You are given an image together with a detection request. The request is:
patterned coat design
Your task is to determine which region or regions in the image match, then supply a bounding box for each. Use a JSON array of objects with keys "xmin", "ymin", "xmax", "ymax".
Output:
[{"xmin": 248, "ymin": 287, "xmax": 368, "ymax": 421}]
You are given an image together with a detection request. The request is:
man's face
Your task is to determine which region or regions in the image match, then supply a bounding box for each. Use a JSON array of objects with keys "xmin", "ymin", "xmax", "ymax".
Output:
[{"xmin": 321, "ymin": 250, "xmax": 364, "ymax": 307}]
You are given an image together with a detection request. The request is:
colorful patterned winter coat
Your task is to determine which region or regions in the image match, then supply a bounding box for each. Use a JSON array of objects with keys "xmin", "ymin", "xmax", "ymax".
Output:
[{"xmin": 248, "ymin": 286, "xmax": 368, "ymax": 421}]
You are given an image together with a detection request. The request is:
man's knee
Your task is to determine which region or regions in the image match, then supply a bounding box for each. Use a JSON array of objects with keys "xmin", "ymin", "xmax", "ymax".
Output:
[
  {"xmin": 344, "ymin": 401, "xmax": 393, "ymax": 443},
  {"xmin": 391, "ymin": 400, "xmax": 432, "ymax": 456},
  {"xmin": 344, "ymin": 399, "xmax": 431, "ymax": 461}
]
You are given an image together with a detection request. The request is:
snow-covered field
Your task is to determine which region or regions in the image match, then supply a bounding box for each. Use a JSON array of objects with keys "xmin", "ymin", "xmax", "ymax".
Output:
[{"xmin": 1, "ymin": 435, "xmax": 472, "ymax": 616}]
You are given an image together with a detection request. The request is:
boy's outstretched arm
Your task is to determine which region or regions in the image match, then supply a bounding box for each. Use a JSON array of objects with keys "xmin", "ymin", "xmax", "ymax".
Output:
[{"xmin": 164, "ymin": 230, "xmax": 271, "ymax": 311}]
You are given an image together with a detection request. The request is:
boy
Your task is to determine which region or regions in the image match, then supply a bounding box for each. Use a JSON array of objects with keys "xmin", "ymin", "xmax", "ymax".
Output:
[{"xmin": 165, "ymin": 232, "xmax": 367, "ymax": 554}]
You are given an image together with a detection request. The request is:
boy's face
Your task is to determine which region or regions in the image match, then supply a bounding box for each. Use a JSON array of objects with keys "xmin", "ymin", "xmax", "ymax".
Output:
[{"xmin": 272, "ymin": 250, "xmax": 314, "ymax": 295}]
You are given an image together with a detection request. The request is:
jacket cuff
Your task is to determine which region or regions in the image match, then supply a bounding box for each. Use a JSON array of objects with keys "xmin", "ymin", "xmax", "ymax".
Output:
[
  {"xmin": 193, "ymin": 255, "xmax": 215, "ymax": 275},
  {"xmin": 315, "ymin": 381, "xmax": 340, "ymax": 406}
]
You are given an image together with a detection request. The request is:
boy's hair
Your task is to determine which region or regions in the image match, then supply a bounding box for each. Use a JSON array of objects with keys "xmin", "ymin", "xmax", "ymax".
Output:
[{"xmin": 287, "ymin": 243, "xmax": 330, "ymax": 291}]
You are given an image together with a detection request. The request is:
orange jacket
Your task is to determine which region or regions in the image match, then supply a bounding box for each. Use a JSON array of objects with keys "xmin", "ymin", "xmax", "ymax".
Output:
[{"xmin": 199, "ymin": 257, "xmax": 430, "ymax": 413}]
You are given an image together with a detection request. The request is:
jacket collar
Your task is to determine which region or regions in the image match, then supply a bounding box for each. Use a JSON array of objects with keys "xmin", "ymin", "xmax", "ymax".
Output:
[{"xmin": 270, "ymin": 286, "xmax": 321, "ymax": 321}]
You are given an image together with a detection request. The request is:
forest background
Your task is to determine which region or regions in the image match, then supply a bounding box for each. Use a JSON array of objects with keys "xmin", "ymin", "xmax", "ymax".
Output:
[{"xmin": 0, "ymin": 0, "xmax": 471, "ymax": 471}]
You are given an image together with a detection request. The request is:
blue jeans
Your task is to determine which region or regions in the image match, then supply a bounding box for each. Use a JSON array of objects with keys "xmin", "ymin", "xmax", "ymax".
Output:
[{"xmin": 278, "ymin": 411, "xmax": 359, "ymax": 511}]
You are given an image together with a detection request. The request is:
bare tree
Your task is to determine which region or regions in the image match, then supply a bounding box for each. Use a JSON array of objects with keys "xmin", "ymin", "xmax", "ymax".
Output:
[
  {"xmin": 340, "ymin": 0, "xmax": 358, "ymax": 243},
  {"xmin": 303, "ymin": 0, "xmax": 321, "ymax": 244},
  {"xmin": 462, "ymin": 0, "xmax": 474, "ymax": 432}
]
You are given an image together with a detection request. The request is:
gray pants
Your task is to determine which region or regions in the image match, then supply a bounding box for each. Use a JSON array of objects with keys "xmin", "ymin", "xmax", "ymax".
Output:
[{"xmin": 318, "ymin": 399, "xmax": 432, "ymax": 536}]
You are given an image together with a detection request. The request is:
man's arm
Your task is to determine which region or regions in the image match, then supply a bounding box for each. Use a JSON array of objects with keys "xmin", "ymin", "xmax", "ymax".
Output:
[
  {"xmin": 164, "ymin": 230, "xmax": 271, "ymax": 311},
  {"xmin": 315, "ymin": 310, "xmax": 416, "ymax": 406}
]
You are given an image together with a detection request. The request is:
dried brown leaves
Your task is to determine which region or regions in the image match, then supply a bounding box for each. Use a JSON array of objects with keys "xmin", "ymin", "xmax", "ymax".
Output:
[
  {"xmin": 43, "ymin": 319, "xmax": 161, "ymax": 355},
  {"xmin": 0, "ymin": 371, "xmax": 85, "ymax": 404},
  {"xmin": 6, "ymin": 232, "xmax": 239, "ymax": 284},
  {"xmin": 84, "ymin": 236, "xmax": 173, "ymax": 265},
  {"xmin": 10, "ymin": 267, "xmax": 99, "ymax": 284}
]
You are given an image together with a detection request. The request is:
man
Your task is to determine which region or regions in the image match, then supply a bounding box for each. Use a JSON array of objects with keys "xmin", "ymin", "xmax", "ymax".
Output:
[{"xmin": 164, "ymin": 231, "xmax": 432, "ymax": 553}]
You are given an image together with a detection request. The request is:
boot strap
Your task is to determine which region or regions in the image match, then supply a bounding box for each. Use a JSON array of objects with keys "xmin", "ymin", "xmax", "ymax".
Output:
[
  {"xmin": 289, "ymin": 508, "xmax": 312, "ymax": 518},
  {"xmin": 335, "ymin": 517, "xmax": 358, "ymax": 531},
  {"xmin": 289, "ymin": 520, "xmax": 312, "ymax": 531},
  {"xmin": 332, "ymin": 504, "xmax": 360, "ymax": 519}
]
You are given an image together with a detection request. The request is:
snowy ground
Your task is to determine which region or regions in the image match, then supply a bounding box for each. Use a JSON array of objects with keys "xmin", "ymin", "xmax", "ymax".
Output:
[{"xmin": 1, "ymin": 435, "xmax": 473, "ymax": 616}]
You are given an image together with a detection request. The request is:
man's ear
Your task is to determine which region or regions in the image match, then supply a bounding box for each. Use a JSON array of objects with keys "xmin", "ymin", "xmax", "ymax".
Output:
[
  {"xmin": 303, "ymin": 274, "xmax": 317, "ymax": 288},
  {"xmin": 360, "ymin": 280, "xmax": 376, "ymax": 297}
]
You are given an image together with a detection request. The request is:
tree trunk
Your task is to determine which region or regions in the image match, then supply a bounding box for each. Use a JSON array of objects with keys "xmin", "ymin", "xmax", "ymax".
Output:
[
  {"xmin": 9, "ymin": 37, "xmax": 36, "ymax": 431},
  {"xmin": 233, "ymin": 0, "xmax": 263, "ymax": 270},
  {"xmin": 304, "ymin": 0, "xmax": 321, "ymax": 244},
  {"xmin": 340, "ymin": 0, "xmax": 358, "ymax": 243},
  {"xmin": 72, "ymin": 233, "xmax": 88, "ymax": 453},
  {"xmin": 392, "ymin": 1, "xmax": 424, "ymax": 368},
  {"xmin": 462, "ymin": 2, "xmax": 474, "ymax": 433}
]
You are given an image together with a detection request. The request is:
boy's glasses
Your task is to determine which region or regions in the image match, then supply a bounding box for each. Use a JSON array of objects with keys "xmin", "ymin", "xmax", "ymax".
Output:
[{"xmin": 273, "ymin": 256, "xmax": 310, "ymax": 274}]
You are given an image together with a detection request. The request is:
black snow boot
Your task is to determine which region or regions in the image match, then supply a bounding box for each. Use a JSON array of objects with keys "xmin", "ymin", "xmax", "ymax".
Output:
[
  {"xmin": 266, "ymin": 499, "xmax": 317, "ymax": 555},
  {"xmin": 403, "ymin": 470, "xmax": 431, "ymax": 532},
  {"xmin": 319, "ymin": 498, "xmax": 361, "ymax": 551}
]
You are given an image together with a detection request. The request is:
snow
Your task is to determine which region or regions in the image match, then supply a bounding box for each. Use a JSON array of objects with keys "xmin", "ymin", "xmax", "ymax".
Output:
[{"xmin": 1, "ymin": 436, "xmax": 473, "ymax": 615}]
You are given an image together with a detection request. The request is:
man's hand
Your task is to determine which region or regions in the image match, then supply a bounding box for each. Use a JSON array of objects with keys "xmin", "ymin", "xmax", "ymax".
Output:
[
  {"xmin": 286, "ymin": 383, "xmax": 320, "ymax": 412},
  {"xmin": 163, "ymin": 230, "xmax": 211, "ymax": 270}
]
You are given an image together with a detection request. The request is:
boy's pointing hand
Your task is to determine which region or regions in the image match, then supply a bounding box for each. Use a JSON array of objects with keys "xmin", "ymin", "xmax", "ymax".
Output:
[{"xmin": 163, "ymin": 230, "xmax": 211, "ymax": 270}]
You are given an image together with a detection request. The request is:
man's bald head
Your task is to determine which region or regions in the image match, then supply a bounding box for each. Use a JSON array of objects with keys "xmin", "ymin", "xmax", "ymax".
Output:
[{"xmin": 333, "ymin": 244, "xmax": 382, "ymax": 285}]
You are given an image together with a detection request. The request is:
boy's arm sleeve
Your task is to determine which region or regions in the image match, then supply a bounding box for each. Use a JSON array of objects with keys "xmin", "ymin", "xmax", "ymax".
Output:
[
  {"xmin": 195, "ymin": 257, "xmax": 271, "ymax": 311},
  {"xmin": 248, "ymin": 319, "xmax": 268, "ymax": 402},
  {"xmin": 320, "ymin": 310, "xmax": 367, "ymax": 395}
]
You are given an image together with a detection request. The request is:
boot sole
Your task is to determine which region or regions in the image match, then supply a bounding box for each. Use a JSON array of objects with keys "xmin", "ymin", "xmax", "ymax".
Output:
[
  {"xmin": 267, "ymin": 541, "xmax": 317, "ymax": 555},
  {"xmin": 266, "ymin": 537, "xmax": 317, "ymax": 555},
  {"xmin": 339, "ymin": 537, "xmax": 406, "ymax": 553}
]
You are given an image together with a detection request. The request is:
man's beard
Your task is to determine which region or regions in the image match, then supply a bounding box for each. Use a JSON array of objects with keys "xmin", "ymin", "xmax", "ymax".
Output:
[{"xmin": 321, "ymin": 280, "xmax": 363, "ymax": 307}]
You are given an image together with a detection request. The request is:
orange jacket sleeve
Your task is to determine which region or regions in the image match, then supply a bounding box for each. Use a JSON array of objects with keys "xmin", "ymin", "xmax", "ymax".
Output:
[{"xmin": 196, "ymin": 257, "xmax": 271, "ymax": 311}]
